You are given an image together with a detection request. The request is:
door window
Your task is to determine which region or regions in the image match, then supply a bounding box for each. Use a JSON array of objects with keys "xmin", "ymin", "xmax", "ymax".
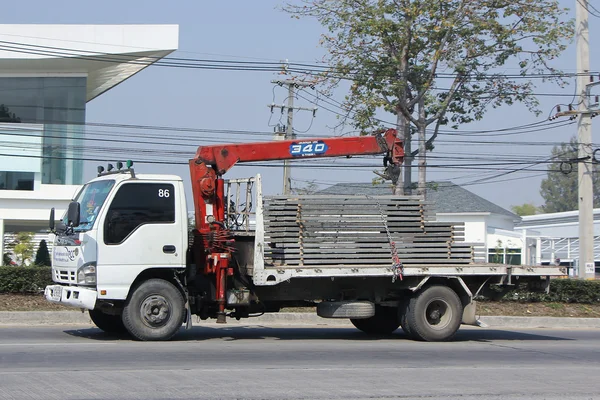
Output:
[{"xmin": 104, "ymin": 183, "xmax": 175, "ymax": 244}]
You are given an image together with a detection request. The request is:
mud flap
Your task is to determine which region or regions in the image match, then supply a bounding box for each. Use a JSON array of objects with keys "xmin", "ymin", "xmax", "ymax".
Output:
[
  {"xmin": 185, "ymin": 300, "xmax": 193, "ymax": 330},
  {"xmin": 173, "ymin": 273, "xmax": 193, "ymax": 330},
  {"xmin": 462, "ymin": 301, "xmax": 488, "ymax": 328}
]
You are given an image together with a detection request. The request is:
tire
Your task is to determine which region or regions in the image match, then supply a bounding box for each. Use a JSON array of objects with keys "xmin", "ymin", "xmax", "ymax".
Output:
[
  {"xmin": 350, "ymin": 305, "xmax": 400, "ymax": 335},
  {"xmin": 317, "ymin": 301, "xmax": 375, "ymax": 319},
  {"xmin": 406, "ymin": 285, "xmax": 462, "ymax": 342},
  {"xmin": 122, "ymin": 279, "xmax": 185, "ymax": 341},
  {"xmin": 89, "ymin": 309, "xmax": 127, "ymax": 334}
]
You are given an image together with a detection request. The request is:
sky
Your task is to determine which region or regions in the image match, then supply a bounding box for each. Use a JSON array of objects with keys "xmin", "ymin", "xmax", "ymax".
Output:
[{"xmin": 3, "ymin": 0, "xmax": 599, "ymax": 211}]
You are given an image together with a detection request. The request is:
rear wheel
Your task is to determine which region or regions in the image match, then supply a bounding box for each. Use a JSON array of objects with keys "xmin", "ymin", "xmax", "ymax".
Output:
[
  {"xmin": 406, "ymin": 285, "xmax": 462, "ymax": 342},
  {"xmin": 350, "ymin": 305, "xmax": 400, "ymax": 335},
  {"xmin": 123, "ymin": 279, "xmax": 185, "ymax": 341},
  {"xmin": 89, "ymin": 309, "xmax": 126, "ymax": 334}
]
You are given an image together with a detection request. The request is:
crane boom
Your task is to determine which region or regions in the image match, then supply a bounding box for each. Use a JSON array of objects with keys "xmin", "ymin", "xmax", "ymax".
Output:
[{"xmin": 193, "ymin": 128, "xmax": 403, "ymax": 175}]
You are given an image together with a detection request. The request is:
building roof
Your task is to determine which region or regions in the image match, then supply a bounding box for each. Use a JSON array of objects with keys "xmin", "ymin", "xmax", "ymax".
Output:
[
  {"xmin": 0, "ymin": 25, "xmax": 178, "ymax": 101},
  {"xmin": 318, "ymin": 181, "xmax": 520, "ymax": 220},
  {"xmin": 517, "ymin": 208, "xmax": 600, "ymax": 228}
]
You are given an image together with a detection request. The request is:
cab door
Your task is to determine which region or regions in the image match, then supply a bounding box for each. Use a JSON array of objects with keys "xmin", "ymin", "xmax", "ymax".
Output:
[{"xmin": 96, "ymin": 181, "xmax": 186, "ymax": 300}]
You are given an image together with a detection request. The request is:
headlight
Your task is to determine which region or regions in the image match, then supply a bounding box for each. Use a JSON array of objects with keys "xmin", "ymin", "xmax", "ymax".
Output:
[{"xmin": 77, "ymin": 263, "xmax": 96, "ymax": 285}]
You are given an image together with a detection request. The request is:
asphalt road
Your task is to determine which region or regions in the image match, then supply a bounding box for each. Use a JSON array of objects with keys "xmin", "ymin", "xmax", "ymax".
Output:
[{"xmin": 1, "ymin": 324, "xmax": 600, "ymax": 400}]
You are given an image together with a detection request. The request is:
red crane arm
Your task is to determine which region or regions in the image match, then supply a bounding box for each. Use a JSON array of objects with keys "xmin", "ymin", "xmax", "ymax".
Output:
[{"xmin": 192, "ymin": 128, "xmax": 403, "ymax": 175}]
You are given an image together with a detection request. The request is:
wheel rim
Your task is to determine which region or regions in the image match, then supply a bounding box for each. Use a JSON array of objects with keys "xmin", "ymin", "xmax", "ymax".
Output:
[
  {"xmin": 140, "ymin": 295, "xmax": 171, "ymax": 328},
  {"xmin": 424, "ymin": 298, "xmax": 452, "ymax": 330}
]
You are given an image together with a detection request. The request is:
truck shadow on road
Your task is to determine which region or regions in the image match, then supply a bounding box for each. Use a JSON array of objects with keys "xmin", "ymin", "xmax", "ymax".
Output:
[{"xmin": 63, "ymin": 325, "xmax": 572, "ymax": 342}]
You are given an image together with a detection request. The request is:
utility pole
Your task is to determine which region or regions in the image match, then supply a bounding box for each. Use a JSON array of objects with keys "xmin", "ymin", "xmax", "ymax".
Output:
[
  {"xmin": 269, "ymin": 80, "xmax": 315, "ymax": 194},
  {"xmin": 417, "ymin": 97, "xmax": 427, "ymax": 199},
  {"xmin": 576, "ymin": 0, "xmax": 596, "ymax": 279}
]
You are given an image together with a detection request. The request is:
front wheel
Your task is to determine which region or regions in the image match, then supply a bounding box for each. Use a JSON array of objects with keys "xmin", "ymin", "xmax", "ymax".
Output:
[
  {"xmin": 89, "ymin": 309, "xmax": 127, "ymax": 333},
  {"xmin": 406, "ymin": 285, "xmax": 462, "ymax": 342},
  {"xmin": 122, "ymin": 279, "xmax": 185, "ymax": 341},
  {"xmin": 350, "ymin": 305, "xmax": 400, "ymax": 335}
]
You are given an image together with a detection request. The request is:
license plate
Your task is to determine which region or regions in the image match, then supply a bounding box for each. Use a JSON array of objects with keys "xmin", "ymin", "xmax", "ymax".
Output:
[{"xmin": 51, "ymin": 286, "xmax": 62, "ymax": 302}]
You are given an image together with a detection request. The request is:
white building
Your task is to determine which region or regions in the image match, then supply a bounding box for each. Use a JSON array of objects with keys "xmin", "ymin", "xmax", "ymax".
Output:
[
  {"xmin": 0, "ymin": 24, "xmax": 178, "ymax": 261},
  {"xmin": 515, "ymin": 209, "xmax": 600, "ymax": 275}
]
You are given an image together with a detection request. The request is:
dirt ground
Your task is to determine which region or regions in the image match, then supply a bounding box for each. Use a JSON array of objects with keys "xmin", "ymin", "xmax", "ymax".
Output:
[
  {"xmin": 476, "ymin": 301, "xmax": 600, "ymax": 318},
  {"xmin": 0, "ymin": 294, "xmax": 72, "ymax": 311},
  {"xmin": 2, "ymin": 293, "xmax": 600, "ymax": 317}
]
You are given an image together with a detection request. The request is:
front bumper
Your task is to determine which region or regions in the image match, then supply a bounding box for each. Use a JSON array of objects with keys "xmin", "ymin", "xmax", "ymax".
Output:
[{"xmin": 44, "ymin": 285, "xmax": 97, "ymax": 310}]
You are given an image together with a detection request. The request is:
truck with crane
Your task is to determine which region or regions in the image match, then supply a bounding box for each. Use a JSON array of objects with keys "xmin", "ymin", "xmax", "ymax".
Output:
[{"xmin": 44, "ymin": 129, "xmax": 565, "ymax": 341}]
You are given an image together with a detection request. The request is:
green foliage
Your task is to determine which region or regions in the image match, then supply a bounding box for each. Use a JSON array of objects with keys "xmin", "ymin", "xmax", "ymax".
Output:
[
  {"xmin": 34, "ymin": 240, "xmax": 51, "ymax": 266},
  {"xmin": 511, "ymin": 203, "xmax": 539, "ymax": 216},
  {"xmin": 283, "ymin": 0, "xmax": 573, "ymax": 191},
  {"xmin": 0, "ymin": 104, "xmax": 21, "ymax": 123},
  {"xmin": 0, "ymin": 266, "xmax": 53, "ymax": 293},
  {"xmin": 489, "ymin": 239, "xmax": 504, "ymax": 264},
  {"xmin": 540, "ymin": 136, "xmax": 600, "ymax": 213},
  {"xmin": 12, "ymin": 232, "xmax": 34, "ymax": 267},
  {"xmin": 501, "ymin": 279, "xmax": 600, "ymax": 304},
  {"xmin": 3, "ymin": 253, "xmax": 13, "ymax": 266}
]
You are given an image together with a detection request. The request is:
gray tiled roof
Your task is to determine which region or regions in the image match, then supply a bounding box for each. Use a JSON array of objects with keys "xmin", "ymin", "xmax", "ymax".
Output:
[{"xmin": 318, "ymin": 181, "xmax": 520, "ymax": 220}]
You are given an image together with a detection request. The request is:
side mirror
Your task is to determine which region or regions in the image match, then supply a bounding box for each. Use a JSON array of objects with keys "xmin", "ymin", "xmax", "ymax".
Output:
[
  {"xmin": 67, "ymin": 201, "xmax": 81, "ymax": 227},
  {"xmin": 49, "ymin": 208, "xmax": 55, "ymax": 231}
]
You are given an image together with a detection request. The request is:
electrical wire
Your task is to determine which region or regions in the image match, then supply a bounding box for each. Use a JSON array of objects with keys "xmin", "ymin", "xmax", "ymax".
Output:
[
  {"xmin": 296, "ymin": 86, "xmax": 579, "ymax": 137},
  {"xmin": 577, "ymin": 0, "xmax": 600, "ymax": 18},
  {"xmin": 0, "ymin": 145, "xmax": 569, "ymax": 173},
  {"xmin": 587, "ymin": 0, "xmax": 600, "ymax": 14},
  {"xmin": 292, "ymin": 170, "xmax": 553, "ymax": 192},
  {"xmin": 0, "ymin": 41, "xmax": 588, "ymax": 170},
  {"xmin": 0, "ymin": 39, "xmax": 597, "ymax": 80},
  {"xmin": 3, "ymin": 124, "xmax": 593, "ymax": 153},
  {"xmin": 2, "ymin": 122, "xmax": 594, "ymax": 161},
  {"xmin": 0, "ymin": 40, "xmax": 588, "ymax": 193}
]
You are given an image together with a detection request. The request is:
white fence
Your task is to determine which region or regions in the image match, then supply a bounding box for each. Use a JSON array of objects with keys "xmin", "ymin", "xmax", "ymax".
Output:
[{"xmin": 539, "ymin": 236, "xmax": 600, "ymax": 264}]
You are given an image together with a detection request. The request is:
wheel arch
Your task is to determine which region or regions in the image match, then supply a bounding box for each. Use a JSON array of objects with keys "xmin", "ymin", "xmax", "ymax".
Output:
[
  {"xmin": 409, "ymin": 276, "xmax": 472, "ymax": 306},
  {"xmin": 127, "ymin": 268, "xmax": 186, "ymax": 301}
]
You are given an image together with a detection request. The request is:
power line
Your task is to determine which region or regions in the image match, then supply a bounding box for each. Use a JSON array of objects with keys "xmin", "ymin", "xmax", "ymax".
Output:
[
  {"xmin": 0, "ymin": 130, "xmax": 592, "ymax": 166},
  {"xmin": 2, "ymin": 124, "xmax": 595, "ymax": 161},
  {"xmin": 0, "ymin": 39, "xmax": 598, "ymax": 80},
  {"xmin": 577, "ymin": 0, "xmax": 600, "ymax": 17},
  {"xmin": 0, "ymin": 144, "xmax": 570, "ymax": 172},
  {"xmin": 296, "ymin": 87, "xmax": 578, "ymax": 136}
]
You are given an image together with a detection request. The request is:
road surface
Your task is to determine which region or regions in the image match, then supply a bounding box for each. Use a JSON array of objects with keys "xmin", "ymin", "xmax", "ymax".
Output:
[{"xmin": 1, "ymin": 324, "xmax": 599, "ymax": 400}]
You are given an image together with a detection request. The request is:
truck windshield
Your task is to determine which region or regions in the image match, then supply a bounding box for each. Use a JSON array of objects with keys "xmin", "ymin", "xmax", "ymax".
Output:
[{"xmin": 65, "ymin": 180, "xmax": 115, "ymax": 232}]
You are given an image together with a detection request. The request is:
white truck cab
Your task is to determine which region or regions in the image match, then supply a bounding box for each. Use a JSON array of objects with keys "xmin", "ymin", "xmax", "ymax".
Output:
[{"xmin": 45, "ymin": 170, "xmax": 188, "ymax": 312}]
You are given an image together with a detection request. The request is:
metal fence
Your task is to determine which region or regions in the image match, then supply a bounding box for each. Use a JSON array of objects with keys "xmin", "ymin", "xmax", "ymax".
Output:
[{"xmin": 539, "ymin": 236, "xmax": 600, "ymax": 264}]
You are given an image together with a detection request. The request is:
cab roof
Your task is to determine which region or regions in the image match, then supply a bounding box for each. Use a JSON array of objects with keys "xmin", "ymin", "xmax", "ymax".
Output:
[{"xmin": 88, "ymin": 171, "xmax": 183, "ymax": 184}]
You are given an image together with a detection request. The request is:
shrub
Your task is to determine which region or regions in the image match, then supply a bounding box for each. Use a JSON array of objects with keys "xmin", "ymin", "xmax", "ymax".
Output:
[
  {"xmin": 34, "ymin": 240, "xmax": 51, "ymax": 266},
  {"xmin": 501, "ymin": 279, "xmax": 600, "ymax": 304},
  {"xmin": 2, "ymin": 253, "xmax": 13, "ymax": 266},
  {"xmin": 0, "ymin": 266, "xmax": 53, "ymax": 293},
  {"xmin": 13, "ymin": 232, "xmax": 34, "ymax": 266}
]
